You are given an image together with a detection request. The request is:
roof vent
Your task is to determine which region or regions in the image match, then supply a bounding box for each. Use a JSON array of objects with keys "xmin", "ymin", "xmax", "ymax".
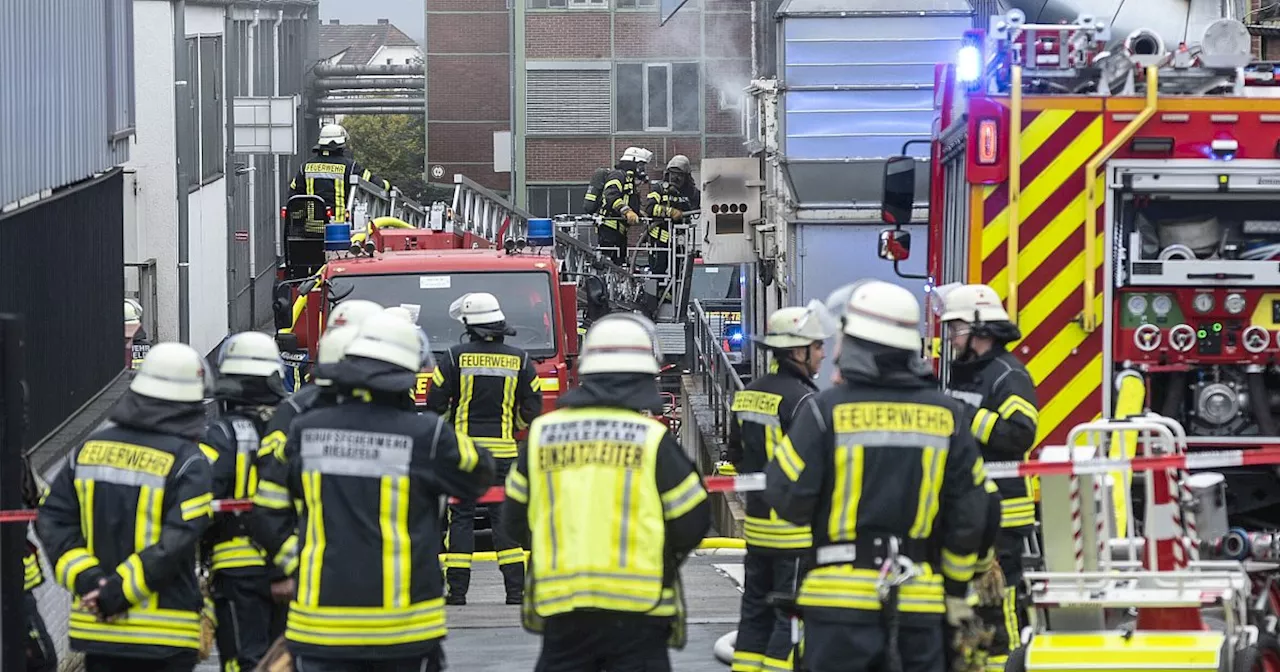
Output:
[{"xmin": 377, "ymin": 19, "xmax": 389, "ymax": 25}]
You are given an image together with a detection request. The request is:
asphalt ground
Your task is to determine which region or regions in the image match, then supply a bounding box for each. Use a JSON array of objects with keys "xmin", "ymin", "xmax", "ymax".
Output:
[{"xmin": 198, "ymin": 552, "xmax": 747, "ymax": 672}]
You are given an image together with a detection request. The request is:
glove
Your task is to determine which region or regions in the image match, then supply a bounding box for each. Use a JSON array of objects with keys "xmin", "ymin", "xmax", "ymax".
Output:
[
  {"xmin": 974, "ymin": 562, "xmax": 1007, "ymax": 607},
  {"xmin": 668, "ymin": 208, "xmax": 683, "ymax": 220},
  {"xmin": 199, "ymin": 597, "xmax": 217, "ymax": 660},
  {"xmin": 944, "ymin": 595, "xmax": 975, "ymax": 628},
  {"xmin": 624, "ymin": 210, "xmax": 640, "ymax": 226}
]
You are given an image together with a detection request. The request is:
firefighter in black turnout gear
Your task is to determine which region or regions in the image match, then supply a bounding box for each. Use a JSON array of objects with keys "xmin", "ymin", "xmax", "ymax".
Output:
[
  {"xmin": 727, "ymin": 303, "xmax": 836, "ymax": 672},
  {"xmin": 763, "ymin": 280, "xmax": 991, "ymax": 672},
  {"xmin": 427, "ymin": 292, "xmax": 543, "ymax": 605},
  {"xmin": 644, "ymin": 154, "xmax": 701, "ymax": 303},
  {"xmin": 288, "ymin": 123, "xmax": 390, "ymax": 234},
  {"xmin": 937, "ymin": 283, "xmax": 1040, "ymax": 671},
  {"xmin": 202, "ymin": 332, "xmax": 289, "ymax": 671},
  {"xmin": 20, "ymin": 452, "xmax": 57, "ymax": 672},
  {"xmin": 596, "ymin": 146, "xmax": 653, "ymax": 265},
  {"xmin": 37, "ymin": 343, "xmax": 216, "ymax": 672},
  {"xmin": 253, "ymin": 312, "xmax": 494, "ymax": 670}
]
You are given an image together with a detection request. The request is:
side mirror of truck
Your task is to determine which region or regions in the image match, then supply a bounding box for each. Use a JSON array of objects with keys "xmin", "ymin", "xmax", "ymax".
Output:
[
  {"xmin": 275, "ymin": 331, "xmax": 301, "ymax": 353},
  {"xmin": 878, "ymin": 229, "xmax": 912, "ymax": 262},
  {"xmin": 881, "ymin": 156, "xmax": 916, "ymax": 225}
]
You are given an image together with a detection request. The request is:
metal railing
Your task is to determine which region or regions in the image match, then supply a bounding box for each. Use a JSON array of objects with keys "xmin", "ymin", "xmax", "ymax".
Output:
[
  {"xmin": 349, "ymin": 178, "xmax": 428, "ymax": 232},
  {"xmin": 124, "ymin": 259, "xmax": 159, "ymax": 339},
  {"xmin": 450, "ymin": 174, "xmax": 530, "ymax": 242},
  {"xmin": 691, "ymin": 298, "xmax": 746, "ymax": 447}
]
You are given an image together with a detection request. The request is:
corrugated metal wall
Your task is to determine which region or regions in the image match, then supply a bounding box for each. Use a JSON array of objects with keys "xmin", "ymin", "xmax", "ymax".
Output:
[{"xmin": 0, "ymin": 0, "xmax": 133, "ymax": 207}]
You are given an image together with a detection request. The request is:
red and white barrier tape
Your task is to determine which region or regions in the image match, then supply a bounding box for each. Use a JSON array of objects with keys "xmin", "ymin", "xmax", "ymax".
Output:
[{"xmin": 7, "ymin": 447, "xmax": 1280, "ymax": 524}]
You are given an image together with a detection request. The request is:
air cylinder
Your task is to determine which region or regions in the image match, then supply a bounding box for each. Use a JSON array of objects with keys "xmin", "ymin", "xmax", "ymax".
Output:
[{"xmin": 1185, "ymin": 472, "xmax": 1229, "ymax": 544}]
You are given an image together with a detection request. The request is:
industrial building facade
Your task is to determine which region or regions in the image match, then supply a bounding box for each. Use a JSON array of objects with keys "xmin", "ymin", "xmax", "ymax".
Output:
[{"xmin": 425, "ymin": 0, "xmax": 752, "ymax": 216}]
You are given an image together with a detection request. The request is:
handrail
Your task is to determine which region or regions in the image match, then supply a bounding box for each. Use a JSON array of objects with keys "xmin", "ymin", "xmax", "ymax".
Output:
[
  {"xmin": 1007, "ymin": 65, "xmax": 1023, "ymax": 325},
  {"xmin": 1082, "ymin": 65, "xmax": 1158, "ymax": 332},
  {"xmin": 691, "ymin": 299, "xmax": 747, "ymax": 448}
]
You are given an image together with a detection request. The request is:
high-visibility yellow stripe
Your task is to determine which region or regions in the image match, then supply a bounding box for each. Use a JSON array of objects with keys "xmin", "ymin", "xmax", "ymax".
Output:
[
  {"xmin": 380, "ymin": 475, "xmax": 411, "ymax": 609},
  {"xmin": 299, "ymin": 471, "xmax": 326, "ymax": 606},
  {"xmin": 827, "ymin": 445, "xmax": 863, "ymax": 542},
  {"xmin": 501, "ymin": 375, "xmax": 515, "ymax": 440},
  {"xmin": 457, "ymin": 375, "xmax": 473, "ymax": 436},
  {"xmin": 989, "ymin": 174, "xmax": 1106, "ymax": 298},
  {"xmin": 1005, "ymin": 234, "xmax": 1104, "ymax": 350},
  {"xmin": 910, "ymin": 446, "xmax": 947, "ymax": 538},
  {"xmin": 1036, "ymin": 353, "xmax": 1103, "ymax": 444},
  {"xmin": 74, "ymin": 479, "xmax": 96, "ymax": 554},
  {"xmin": 997, "ymin": 395, "xmax": 1039, "ymax": 423},
  {"xmin": 979, "ymin": 109, "xmax": 1079, "ymax": 259},
  {"xmin": 982, "ymin": 114, "xmax": 1103, "ymax": 260}
]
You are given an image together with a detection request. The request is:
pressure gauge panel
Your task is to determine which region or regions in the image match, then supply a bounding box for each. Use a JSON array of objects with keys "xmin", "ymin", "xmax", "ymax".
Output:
[
  {"xmin": 1126, "ymin": 294, "xmax": 1148, "ymax": 316},
  {"xmin": 1152, "ymin": 295, "xmax": 1173, "ymax": 317},
  {"xmin": 1193, "ymin": 292, "xmax": 1215, "ymax": 314},
  {"xmin": 1225, "ymin": 293, "xmax": 1247, "ymax": 315}
]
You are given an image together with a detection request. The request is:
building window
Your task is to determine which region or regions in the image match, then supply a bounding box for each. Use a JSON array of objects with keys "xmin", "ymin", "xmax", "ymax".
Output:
[
  {"xmin": 617, "ymin": 0, "xmax": 656, "ymax": 6},
  {"xmin": 528, "ymin": 0, "xmax": 606, "ymax": 8},
  {"xmin": 185, "ymin": 35, "xmax": 224, "ymax": 189},
  {"xmin": 527, "ymin": 67, "xmax": 612, "ymax": 135},
  {"xmin": 528, "ymin": 184, "xmax": 589, "ymax": 218},
  {"xmin": 616, "ymin": 62, "xmax": 700, "ymax": 132}
]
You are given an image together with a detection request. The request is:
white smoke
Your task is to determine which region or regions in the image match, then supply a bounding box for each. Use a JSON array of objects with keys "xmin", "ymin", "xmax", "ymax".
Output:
[{"xmin": 650, "ymin": 6, "xmax": 753, "ymax": 111}]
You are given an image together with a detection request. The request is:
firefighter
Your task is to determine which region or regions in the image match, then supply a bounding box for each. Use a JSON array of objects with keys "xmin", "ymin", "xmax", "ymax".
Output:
[
  {"xmin": 288, "ymin": 123, "xmax": 390, "ymax": 234},
  {"xmin": 126, "ymin": 299, "xmax": 150, "ymax": 369},
  {"xmin": 937, "ymin": 283, "xmax": 1039, "ymax": 670},
  {"xmin": 20, "ymin": 454, "xmax": 57, "ymax": 672},
  {"xmin": 202, "ymin": 331, "xmax": 289, "ymax": 671},
  {"xmin": 644, "ymin": 154, "xmax": 701, "ymax": 302},
  {"xmin": 502, "ymin": 312, "xmax": 711, "ymax": 672},
  {"xmin": 726, "ymin": 302, "xmax": 836, "ymax": 672},
  {"xmin": 763, "ymin": 280, "xmax": 990, "ymax": 672},
  {"xmin": 253, "ymin": 312, "xmax": 494, "ymax": 670},
  {"xmin": 37, "ymin": 342, "xmax": 215, "ymax": 672},
  {"xmin": 426, "ymin": 292, "xmax": 543, "ymax": 606},
  {"xmin": 597, "ymin": 146, "xmax": 653, "ymax": 265}
]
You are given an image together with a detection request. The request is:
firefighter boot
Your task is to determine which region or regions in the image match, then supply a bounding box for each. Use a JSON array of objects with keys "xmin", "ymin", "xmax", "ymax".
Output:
[
  {"xmin": 445, "ymin": 567, "xmax": 471, "ymax": 606},
  {"xmin": 498, "ymin": 550, "xmax": 526, "ymax": 605}
]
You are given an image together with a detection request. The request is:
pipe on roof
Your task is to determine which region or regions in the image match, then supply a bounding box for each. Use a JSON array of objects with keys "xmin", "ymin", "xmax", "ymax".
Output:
[
  {"xmin": 314, "ymin": 63, "xmax": 420, "ymax": 77},
  {"xmin": 315, "ymin": 107, "xmax": 426, "ymax": 115},
  {"xmin": 315, "ymin": 77, "xmax": 424, "ymax": 89},
  {"xmin": 316, "ymin": 98, "xmax": 424, "ymax": 107}
]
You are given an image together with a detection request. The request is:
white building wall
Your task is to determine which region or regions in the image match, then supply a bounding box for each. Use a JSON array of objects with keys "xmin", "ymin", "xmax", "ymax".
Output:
[
  {"xmin": 369, "ymin": 44, "xmax": 421, "ymax": 65},
  {"xmin": 188, "ymin": 180, "xmax": 229, "ymax": 356},
  {"xmin": 185, "ymin": 3, "xmax": 225, "ymax": 35},
  {"xmin": 126, "ymin": 0, "xmax": 180, "ymax": 341}
]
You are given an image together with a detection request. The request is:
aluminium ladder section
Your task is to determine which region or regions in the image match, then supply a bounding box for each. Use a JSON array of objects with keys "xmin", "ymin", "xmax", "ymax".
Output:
[
  {"xmin": 447, "ymin": 176, "xmax": 644, "ymax": 316},
  {"xmin": 552, "ymin": 214, "xmax": 698, "ymax": 317},
  {"xmin": 349, "ymin": 177, "xmax": 428, "ymax": 234}
]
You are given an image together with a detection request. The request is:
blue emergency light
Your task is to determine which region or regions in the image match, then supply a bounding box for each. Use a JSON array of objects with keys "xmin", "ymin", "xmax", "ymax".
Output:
[
  {"xmin": 325, "ymin": 221, "xmax": 352, "ymax": 252},
  {"xmin": 528, "ymin": 218, "xmax": 555, "ymax": 247}
]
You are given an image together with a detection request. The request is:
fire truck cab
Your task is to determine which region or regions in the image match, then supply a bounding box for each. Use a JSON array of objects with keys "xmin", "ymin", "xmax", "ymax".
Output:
[{"xmin": 876, "ymin": 9, "xmax": 1280, "ymax": 523}]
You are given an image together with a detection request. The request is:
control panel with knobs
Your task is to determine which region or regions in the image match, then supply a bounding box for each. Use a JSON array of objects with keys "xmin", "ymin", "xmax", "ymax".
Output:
[
  {"xmin": 1169, "ymin": 324, "xmax": 1197, "ymax": 352},
  {"xmin": 1133, "ymin": 323, "xmax": 1162, "ymax": 352},
  {"xmin": 1242, "ymin": 325, "xmax": 1271, "ymax": 354}
]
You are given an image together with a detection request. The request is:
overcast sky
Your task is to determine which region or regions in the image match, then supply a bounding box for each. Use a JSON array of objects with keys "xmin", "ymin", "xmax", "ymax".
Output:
[{"xmin": 322, "ymin": 0, "xmax": 425, "ymax": 43}]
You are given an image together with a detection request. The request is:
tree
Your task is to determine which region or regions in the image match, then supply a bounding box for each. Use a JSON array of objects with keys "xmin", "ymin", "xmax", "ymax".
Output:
[{"xmin": 343, "ymin": 114, "xmax": 429, "ymax": 203}]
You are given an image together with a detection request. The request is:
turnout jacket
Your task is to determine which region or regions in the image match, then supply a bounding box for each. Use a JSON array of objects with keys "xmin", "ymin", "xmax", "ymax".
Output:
[
  {"xmin": 289, "ymin": 148, "xmax": 389, "ymax": 227},
  {"xmin": 644, "ymin": 180, "xmax": 701, "ymax": 244},
  {"xmin": 425, "ymin": 338, "xmax": 542, "ymax": 460},
  {"xmin": 503, "ymin": 374, "xmax": 711, "ymax": 647},
  {"xmin": 763, "ymin": 361, "xmax": 990, "ymax": 624},
  {"xmin": 726, "ymin": 359, "xmax": 818, "ymax": 552},
  {"xmin": 204, "ymin": 405, "xmax": 275, "ymax": 574},
  {"xmin": 255, "ymin": 363, "xmax": 495, "ymax": 660},
  {"xmin": 599, "ymin": 166, "xmax": 644, "ymax": 229},
  {"xmin": 946, "ymin": 347, "xmax": 1040, "ymax": 530},
  {"xmin": 37, "ymin": 393, "xmax": 214, "ymax": 659}
]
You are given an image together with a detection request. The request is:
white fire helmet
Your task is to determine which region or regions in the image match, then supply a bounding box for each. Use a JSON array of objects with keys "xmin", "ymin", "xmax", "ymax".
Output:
[
  {"xmin": 754, "ymin": 301, "xmax": 838, "ymax": 349},
  {"xmin": 318, "ymin": 123, "xmax": 348, "ymax": 149},
  {"xmin": 124, "ymin": 299, "xmax": 143, "ymax": 325},
  {"xmin": 578, "ymin": 312, "xmax": 662, "ymax": 376},
  {"xmin": 314, "ymin": 325, "xmax": 361, "ymax": 387},
  {"xmin": 345, "ymin": 312, "xmax": 436, "ymax": 373},
  {"xmin": 382, "ymin": 306, "xmax": 416, "ymax": 324},
  {"xmin": 218, "ymin": 331, "xmax": 285, "ymax": 379},
  {"xmin": 130, "ymin": 342, "xmax": 215, "ymax": 403},
  {"xmin": 449, "ymin": 292, "xmax": 506, "ymax": 326},
  {"xmin": 327, "ymin": 299, "xmax": 383, "ymax": 329},
  {"xmin": 825, "ymin": 280, "xmax": 923, "ymax": 351},
  {"xmin": 620, "ymin": 146, "xmax": 653, "ymax": 166},
  {"xmin": 936, "ymin": 283, "xmax": 1010, "ymax": 324}
]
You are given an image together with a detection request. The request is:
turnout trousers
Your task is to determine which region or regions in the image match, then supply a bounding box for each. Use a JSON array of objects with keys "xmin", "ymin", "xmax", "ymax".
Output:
[
  {"xmin": 535, "ymin": 612, "xmax": 672, "ymax": 672},
  {"xmin": 84, "ymin": 653, "xmax": 197, "ymax": 672},
  {"xmin": 975, "ymin": 530, "xmax": 1028, "ymax": 672},
  {"xmin": 733, "ymin": 552, "xmax": 803, "ymax": 672},
  {"xmin": 213, "ymin": 569, "xmax": 287, "ymax": 671},
  {"xmin": 24, "ymin": 591, "xmax": 57, "ymax": 672},
  {"xmin": 446, "ymin": 456, "xmax": 525, "ymax": 601},
  {"xmin": 803, "ymin": 617, "xmax": 945, "ymax": 672},
  {"xmin": 597, "ymin": 224, "xmax": 629, "ymax": 266},
  {"xmin": 292, "ymin": 647, "xmax": 444, "ymax": 672}
]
